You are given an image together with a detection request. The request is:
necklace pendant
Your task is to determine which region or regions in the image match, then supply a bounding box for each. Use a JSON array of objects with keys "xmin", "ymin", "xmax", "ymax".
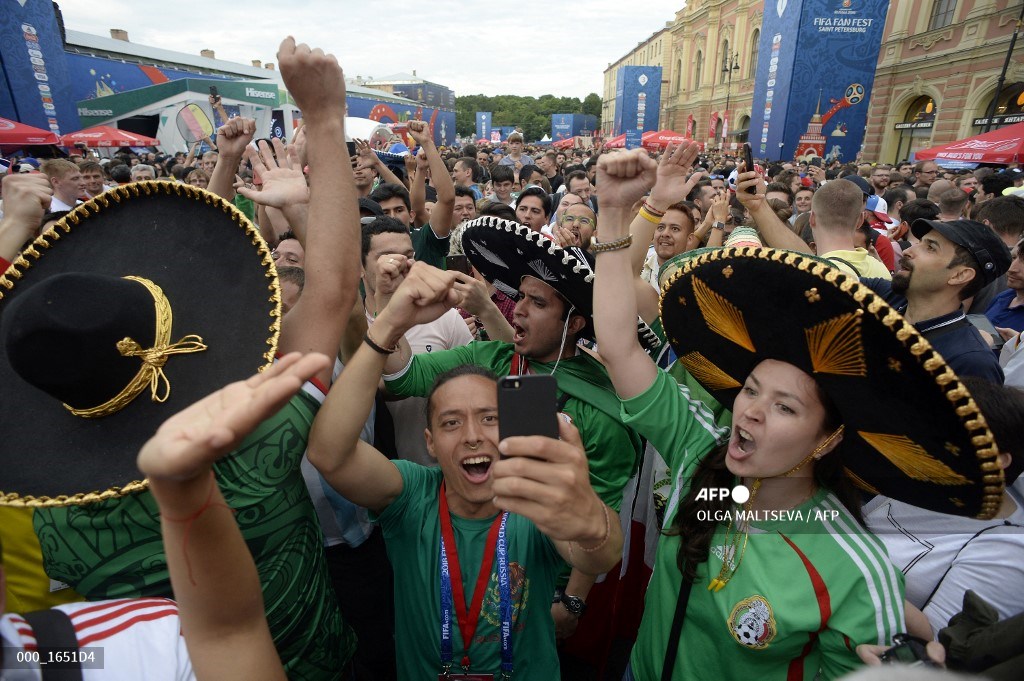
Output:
[{"xmin": 708, "ymin": 577, "xmax": 726, "ymax": 592}]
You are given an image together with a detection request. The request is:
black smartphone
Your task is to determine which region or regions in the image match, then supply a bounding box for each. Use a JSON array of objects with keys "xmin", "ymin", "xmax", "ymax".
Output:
[
  {"xmin": 879, "ymin": 634, "xmax": 936, "ymax": 667},
  {"xmin": 497, "ymin": 375, "xmax": 559, "ymax": 442},
  {"xmin": 742, "ymin": 143, "xmax": 756, "ymax": 194},
  {"xmin": 446, "ymin": 254, "xmax": 472, "ymax": 275},
  {"xmin": 810, "ymin": 156, "xmax": 823, "ymax": 168},
  {"xmin": 209, "ymin": 85, "xmax": 219, "ymax": 99}
]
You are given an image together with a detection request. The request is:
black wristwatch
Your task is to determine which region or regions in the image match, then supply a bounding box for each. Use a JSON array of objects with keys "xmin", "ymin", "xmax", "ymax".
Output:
[
  {"xmin": 712, "ymin": 221, "xmax": 726, "ymax": 231},
  {"xmin": 560, "ymin": 592, "xmax": 587, "ymax": 617}
]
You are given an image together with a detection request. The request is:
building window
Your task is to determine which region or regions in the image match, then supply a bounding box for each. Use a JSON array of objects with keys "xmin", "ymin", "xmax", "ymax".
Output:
[
  {"xmin": 928, "ymin": 0, "xmax": 957, "ymax": 31},
  {"xmin": 695, "ymin": 50, "xmax": 703, "ymax": 90},
  {"xmin": 675, "ymin": 59, "xmax": 683, "ymax": 92},
  {"xmin": 749, "ymin": 30, "xmax": 760, "ymax": 77},
  {"xmin": 720, "ymin": 40, "xmax": 730, "ymax": 84}
]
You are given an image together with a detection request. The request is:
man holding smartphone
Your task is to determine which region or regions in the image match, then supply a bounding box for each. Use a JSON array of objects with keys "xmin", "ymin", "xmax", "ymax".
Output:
[
  {"xmin": 307, "ymin": 267, "xmax": 623, "ymax": 678},
  {"xmin": 371, "ymin": 221, "xmax": 644, "ymax": 667}
]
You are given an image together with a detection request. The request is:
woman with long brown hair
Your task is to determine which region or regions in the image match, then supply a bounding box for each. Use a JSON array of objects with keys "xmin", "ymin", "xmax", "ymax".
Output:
[{"xmin": 592, "ymin": 146, "xmax": 1004, "ymax": 680}]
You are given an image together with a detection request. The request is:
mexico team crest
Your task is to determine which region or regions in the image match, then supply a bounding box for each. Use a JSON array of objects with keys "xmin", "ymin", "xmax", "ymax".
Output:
[{"xmin": 728, "ymin": 595, "xmax": 777, "ymax": 649}]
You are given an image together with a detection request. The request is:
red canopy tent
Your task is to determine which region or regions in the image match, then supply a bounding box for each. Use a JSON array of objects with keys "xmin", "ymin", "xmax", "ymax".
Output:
[
  {"xmin": 551, "ymin": 137, "xmax": 575, "ymax": 149},
  {"xmin": 642, "ymin": 129, "xmax": 687, "ymax": 151},
  {"xmin": 0, "ymin": 117, "xmax": 61, "ymax": 146},
  {"xmin": 60, "ymin": 126, "xmax": 159, "ymax": 147},
  {"xmin": 604, "ymin": 133, "xmax": 626, "ymax": 148},
  {"xmin": 915, "ymin": 122, "xmax": 1024, "ymax": 166}
]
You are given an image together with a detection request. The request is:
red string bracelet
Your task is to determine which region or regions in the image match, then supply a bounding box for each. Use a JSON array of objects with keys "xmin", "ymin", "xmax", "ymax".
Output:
[{"xmin": 160, "ymin": 471, "xmax": 236, "ymax": 586}]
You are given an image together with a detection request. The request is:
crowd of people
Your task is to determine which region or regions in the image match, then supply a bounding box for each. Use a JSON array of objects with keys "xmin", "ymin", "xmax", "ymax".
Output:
[{"xmin": 1, "ymin": 35, "xmax": 1024, "ymax": 681}]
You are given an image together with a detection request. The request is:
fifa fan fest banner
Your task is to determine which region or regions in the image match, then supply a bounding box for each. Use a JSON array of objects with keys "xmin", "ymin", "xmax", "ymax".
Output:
[
  {"xmin": 751, "ymin": 0, "xmax": 889, "ymax": 162},
  {"xmin": 476, "ymin": 112, "xmax": 492, "ymax": 142},
  {"xmin": 0, "ymin": 1, "xmax": 79, "ymax": 136},
  {"xmin": 613, "ymin": 66, "xmax": 662, "ymax": 149}
]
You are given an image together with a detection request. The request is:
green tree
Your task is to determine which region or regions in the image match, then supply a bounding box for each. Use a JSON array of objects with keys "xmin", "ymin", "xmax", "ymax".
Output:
[{"xmin": 456, "ymin": 92, "xmax": 601, "ymax": 141}]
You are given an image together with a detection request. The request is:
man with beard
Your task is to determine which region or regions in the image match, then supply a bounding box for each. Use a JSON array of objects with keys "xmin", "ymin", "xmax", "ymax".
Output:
[{"xmin": 863, "ymin": 219, "xmax": 1011, "ymax": 382}]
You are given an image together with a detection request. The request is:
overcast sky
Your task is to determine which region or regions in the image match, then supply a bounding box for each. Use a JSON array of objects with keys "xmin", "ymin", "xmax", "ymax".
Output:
[{"xmin": 59, "ymin": 1, "xmax": 684, "ymax": 100}]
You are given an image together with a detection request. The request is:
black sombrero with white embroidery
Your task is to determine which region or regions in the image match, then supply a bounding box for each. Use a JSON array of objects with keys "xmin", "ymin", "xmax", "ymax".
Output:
[
  {"xmin": 660, "ymin": 247, "xmax": 1004, "ymax": 519},
  {"xmin": 460, "ymin": 216, "xmax": 660, "ymax": 351}
]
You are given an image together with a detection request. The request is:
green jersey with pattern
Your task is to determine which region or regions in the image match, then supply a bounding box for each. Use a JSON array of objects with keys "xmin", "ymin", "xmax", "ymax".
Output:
[
  {"xmin": 622, "ymin": 370, "xmax": 905, "ymax": 681},
  {"xmin": 383, "ymin": 340, "xmax": 641, "ymax": 512},
  {"xmin": 376, "ymin": 462, "xmax": 561, "ymax": 680},
  {"xmin": 33, "ymin": 385, "xmax": 355, "ymax": 680}
]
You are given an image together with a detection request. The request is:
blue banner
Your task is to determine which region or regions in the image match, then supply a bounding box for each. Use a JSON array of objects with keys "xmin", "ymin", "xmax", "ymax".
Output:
[
  {"xmin": 751, "ymin": 0, "xmax": 889, "ymax": 162},
  {"xmin": 613, "ymin": 66, "xmax": 662, "ymax": 145},
  {"xmin": 552, "ymin": 114, "xmax": 572, "ymax": 141},
  {"xmin": 346, "ymin": 96, "xmax": 455, "ymax": 146},
  {"xmin": 476, "ymin": 112, "xmax": 492, "ymax": 142},
  {"xmin": 0, "ymin": 1, "xmax": 79, "ymax": 136},
  {"xmin": 552, "ymin": 113, "xmax": 597, "ymax": 141}
]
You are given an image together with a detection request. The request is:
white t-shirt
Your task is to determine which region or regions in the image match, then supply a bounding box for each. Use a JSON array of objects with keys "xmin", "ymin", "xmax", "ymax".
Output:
[
  {"xmin": 864, "ymin": 495, "xmax": 1024, "ymax": 635},
  {"xmin": 0, "ymin": 598, "xmax": 193, "ymax": 680},
  {"xmin": 371, "ymin": 308, "xmax": 473, "ymax": 466}
]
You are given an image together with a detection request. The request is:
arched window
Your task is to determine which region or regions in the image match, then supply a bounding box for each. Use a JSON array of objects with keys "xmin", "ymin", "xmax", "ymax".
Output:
[
  {"xmin": 980, "ymin": 82, "xmax": 1024, "ymax": 129},
  {"xmin": 720, "ymin": 39, "xmax": 730, "ymax": 83},
  {"xmin": 749, "ymin": 29, "xmax": 760, "ymax": 77},
  {"xmin": 674, "ymin": 59, "xmax": 683, "ymax": 92},
  {"xmin": 694, "ymin": 50, "xmax": 703, "ymax": 90},
  {"xmin": 929, "ymin": 0, "xmax": 957, "ymax": 31}
]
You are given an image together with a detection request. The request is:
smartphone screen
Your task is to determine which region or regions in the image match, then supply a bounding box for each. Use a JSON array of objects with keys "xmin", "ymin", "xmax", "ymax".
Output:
[
  {"xmin": 446, "ymin": 254, "xmax": 472, "ymax": 275},
  {"xmin": 497, "ymin": 375, "xmax": 559, "ymax": 442}
]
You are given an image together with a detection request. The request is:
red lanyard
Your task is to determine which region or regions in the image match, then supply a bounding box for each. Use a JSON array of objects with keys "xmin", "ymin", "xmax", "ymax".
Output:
[
  {"xmin": 439, "ymin": 482, "xmax": 505, "ymax": 669},
  {"xmin": 510, "ymin": 353, "xmax": 529, "ymax": 375}
]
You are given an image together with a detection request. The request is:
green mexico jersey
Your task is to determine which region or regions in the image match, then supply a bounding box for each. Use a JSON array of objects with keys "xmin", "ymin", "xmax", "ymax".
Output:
[
  {"xmin": 376, "ymin": 461, "xmax": 562, "ymax": 680},
  {"xmin": 383, "ymin": 340, "xmax": 641, "ymax": 511},
  {"xmin": 622, "ymin": 369, "xmax": 905, "ymax": 681}
]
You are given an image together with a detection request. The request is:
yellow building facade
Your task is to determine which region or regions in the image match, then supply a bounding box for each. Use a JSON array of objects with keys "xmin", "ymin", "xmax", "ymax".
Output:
[{"xmin": 605, "ymin": 0, "xmax": 1024, "ymax": 161}]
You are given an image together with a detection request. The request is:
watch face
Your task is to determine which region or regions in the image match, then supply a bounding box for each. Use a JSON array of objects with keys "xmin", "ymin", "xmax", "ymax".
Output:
[{"xmin": 562, "ymin": 595, "xmax": 585, "ymax": 615}]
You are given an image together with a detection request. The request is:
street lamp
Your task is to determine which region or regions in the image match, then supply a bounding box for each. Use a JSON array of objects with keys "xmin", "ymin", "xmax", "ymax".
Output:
[{"xmin": 722, "ymin": 52, "xmax": 740, "ymax": 148}]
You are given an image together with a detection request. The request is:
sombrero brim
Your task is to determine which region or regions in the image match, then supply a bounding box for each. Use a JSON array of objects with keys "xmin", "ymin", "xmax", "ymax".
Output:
[
  {"xmin": 660, "ymin": 247, "xmax": 1003, "ymax": 519},
  {"xmin": 0, "ymin": 182, "xmax": 280, "ymax": 507},
  {"xmin": 461, "ymin": 216, "xmax": 596, "ymax": 337}
]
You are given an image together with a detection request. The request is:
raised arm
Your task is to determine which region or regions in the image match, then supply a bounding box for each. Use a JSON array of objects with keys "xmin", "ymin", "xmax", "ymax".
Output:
[
  {"xmin": 306, "ymin": 339, "xmax": 403, "ymax": 513},
  {"xmin": 236, "ymin": 139, "xmax": 310, "ymax": 243},
  {"xmin": 208, "ymin": 117, "xmax": 255, "ymax": 201},
  {"xmin": 273, "ymin": 38, "xmax": 360, "ymax": 388},
  {"xmin": 594, "ymin": 149, "xmax": 661, "ymax": 399},
  {"xmin": 138, "ymin": 352, "xmax": 330, "ymax": 681},
  {"xmin": 734, "ymin": 165, "xmax": 812, "ymax": 253},
  {"xmin": 355, "ymin": 138, "xmax": 404, "ymax": 188},
  {"xmin": 408, "ymin": 119, "xmax": 455, "ymax": 237},
  {"xmin": 409, "ymin": 150, "xmax": 429, "ymax": 229}
]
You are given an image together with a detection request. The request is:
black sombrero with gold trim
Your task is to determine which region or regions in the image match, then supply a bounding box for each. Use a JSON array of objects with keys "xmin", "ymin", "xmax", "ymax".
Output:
[
  {"xmin": 460, "ymin": 215, "xmax": 661, "ymax": 352},
  {"xmin": 660, "ymin": 247, "xmax": 1004, "ymax": 519},
  {"xmin": 0, "ymin": 182, "xmax": 280, "ymax": 507}
]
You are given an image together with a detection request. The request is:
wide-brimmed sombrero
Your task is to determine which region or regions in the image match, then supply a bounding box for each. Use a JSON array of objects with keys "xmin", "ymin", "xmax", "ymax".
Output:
[
  {"xmin": 660, "ymin": 247, "xmax": 1003, "ymax": 519},
  {"xmin": 0, "ymin": 181, "xmax": 280, "ymax": 507},
  {"xmin": 460, "ymin": 216, "xmax": 661, "ymax": 352}
]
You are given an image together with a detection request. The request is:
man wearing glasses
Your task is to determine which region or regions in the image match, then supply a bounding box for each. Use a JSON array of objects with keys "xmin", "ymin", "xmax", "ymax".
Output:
[
  {"xmin": 552, "ymin": 202, "xmax": 597, "ymax": 250},
  {"xmin": 870, "ymin": 165, "xmax": 891, "ymax": 195},
  {"xmin": 913, "ymin": 160, "xmax": 940, "ymax": 191}
]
